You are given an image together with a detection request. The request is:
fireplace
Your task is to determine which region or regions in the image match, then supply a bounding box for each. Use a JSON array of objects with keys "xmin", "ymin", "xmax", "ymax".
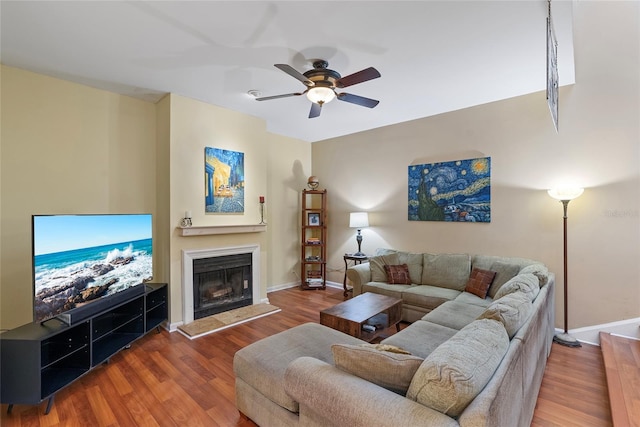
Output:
[
  {"xmin": 192, "ymin": 253, "xmax": 252, "ymax": 319},
  {"xmin": 182, "ymin": 245, "xmax": 261, "ymax": 324}
]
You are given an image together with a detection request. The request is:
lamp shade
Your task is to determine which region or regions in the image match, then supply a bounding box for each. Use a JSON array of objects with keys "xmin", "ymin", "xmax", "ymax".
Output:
[
  {"xmin": 349, "ymin": 212, "xmax": 369, "ymax": 228},
  {"xmin": 547, "ymin": 188, "xmax": 584, "ymax": 201}
]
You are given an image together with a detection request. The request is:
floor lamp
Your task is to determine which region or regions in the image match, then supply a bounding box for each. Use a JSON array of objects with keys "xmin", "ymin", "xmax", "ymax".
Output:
[{"xmin": 548, "ymin": 187, "xmax": 584, "ymax": 348}]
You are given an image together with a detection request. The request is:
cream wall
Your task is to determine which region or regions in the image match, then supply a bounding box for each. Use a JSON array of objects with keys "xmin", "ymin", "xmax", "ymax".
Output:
[
  {"xmin": 0, "ymin": 70, "xmax": 312, "ymax": 330},
  {"xmin": 0, "ymin": 66, "xmax": 158, "ymax": 330},
  {"xmin": 163, "ymin": 94, "xmax": 311, "ymax": 325},
  {"xmin": 314, "ymin": 1, "xmax": 640, "ymax": 331}
]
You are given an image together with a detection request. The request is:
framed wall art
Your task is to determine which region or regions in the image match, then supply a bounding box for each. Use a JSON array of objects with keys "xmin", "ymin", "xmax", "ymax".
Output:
[
  {"xmin": 205, "ymin": 147, "xmax": 245, "ymax": 213},
  {"xmin": 308, "ymin": 212, "xmax": 321, "ymax": 226},
  {"xmin": 547, "ymin": 3, "xmax": 559, "ymax": 132},
  {"xmin": 408, "ymin": 157, "xmax": 491, "ymax": 223}
]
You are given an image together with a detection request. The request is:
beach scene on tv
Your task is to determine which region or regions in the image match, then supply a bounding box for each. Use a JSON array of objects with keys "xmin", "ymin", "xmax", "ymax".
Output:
[{"xmin": 33, "ymin": 214, "xmax": 153, "ymax": 323}]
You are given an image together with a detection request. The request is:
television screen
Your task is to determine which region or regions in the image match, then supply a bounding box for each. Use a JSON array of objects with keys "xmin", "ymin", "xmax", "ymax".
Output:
[{"xmin": 33, "ymin": 214, "xmax": 153, "ymax": 323}]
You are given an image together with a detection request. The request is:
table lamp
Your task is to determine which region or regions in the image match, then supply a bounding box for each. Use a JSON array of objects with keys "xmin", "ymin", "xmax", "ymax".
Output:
[{"xmin": 349, "ymin": 212, "xmax": 369, "ymax": 256}]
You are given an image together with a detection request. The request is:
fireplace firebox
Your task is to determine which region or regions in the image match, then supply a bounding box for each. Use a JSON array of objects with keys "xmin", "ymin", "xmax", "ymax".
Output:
[{"xmin": 192, "ymin": 253, "xmax": 252, "ymax": 319}]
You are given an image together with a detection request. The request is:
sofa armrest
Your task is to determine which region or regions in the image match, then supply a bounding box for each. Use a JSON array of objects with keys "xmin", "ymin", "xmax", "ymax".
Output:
[
  {"xmin": 284, "ymin": 357, "xmax": 458, "ymax": 427},
  {"xmin": 346, "ymin": 262, "xmax": 371, "ymax": 295}
]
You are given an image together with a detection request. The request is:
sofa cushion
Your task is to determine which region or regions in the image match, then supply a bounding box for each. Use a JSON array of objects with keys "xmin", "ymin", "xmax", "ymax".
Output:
[
  {"xmin": 464, "ymin": 268, "xmax": 496, "ymax": 299},
  {"xmin": 421, "ymin": 253, "xmax": 471, "ymax": 291},
  {"xmin": 384, "ymin": 264, "xmax": 412, "ymax": 284},
  {"xmin": 407, "ymin": 319, "xmax": 509, "ymax": 417},
  {"xmin": 370, "ymin": 253, "xmax": 400, "ymax": 282},
  {"xmin": 396, "ymin": 251, "xmax": 424, "ymax": 284},
  {"xmin": 422, "ymin": 301, "xmax": 487, "ymax": 331},
  {"xmin": 487, "ymin": 261, "xmax": 521, "ymax": 298},
  {"xmin": 363, "ymin": 282, "xmax": 410, "ymax": 300},
  {"xmin": 401, "ymin": 285, "xmax": 461, "ymax": 312},
  {"xmin": 494, "ymin": 273, "xmax": 540, "ymax": 301},
  {"xmin": 478, "ymin": 291, "xmax": 533, "ymax": 338},
  {"xmin": 381, "ymin": 320, "xmax": 459, "ymax": 359},
  {"xmin": 332, "ymin": 344, "xmax": 424, "ymax": 395},
  {"xmin": 233, "ymin": 323, "xmax": 365, "ymax": 412},
  {"xmin": 454, "ymin": 291, "xmax": 494, "ymax": 308},
  {"xmin": 519, "ymin": 263, "xmax": 550, "ymax": 287}
]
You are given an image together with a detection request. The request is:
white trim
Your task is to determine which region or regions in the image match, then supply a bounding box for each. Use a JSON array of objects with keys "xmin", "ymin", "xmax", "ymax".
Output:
[
  {"xmin": 559, "ymin": 317, "xmax": 640, "ymax": 346},
  {"xmin": 266, "ymin": 280, "xmax": 344, "ymax": 293},
  {"xmin": 182, "ymin": 245, "xmax": 260, "ymax": 325}
]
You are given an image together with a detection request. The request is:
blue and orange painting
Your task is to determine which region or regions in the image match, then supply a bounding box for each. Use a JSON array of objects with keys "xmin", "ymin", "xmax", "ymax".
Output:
[
  {"xmin": 205, "ymin": 147, "xmax": 245, "ymax": 213},
  {"xmin": 408, "ymin": 157, "xmax": 491, "ymax": 222}
]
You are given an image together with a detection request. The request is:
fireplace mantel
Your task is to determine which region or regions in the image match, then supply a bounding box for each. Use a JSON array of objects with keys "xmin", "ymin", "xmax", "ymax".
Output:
[{"xmin": 179, "ymin": 224, "xmax": 267, "ymax": 236}]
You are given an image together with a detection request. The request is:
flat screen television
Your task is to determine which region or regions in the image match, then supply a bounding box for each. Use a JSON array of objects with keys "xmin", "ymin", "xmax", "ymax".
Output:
[{"xmin": 32, "ymin": 214, "xmax": 153, "ymax": 323}]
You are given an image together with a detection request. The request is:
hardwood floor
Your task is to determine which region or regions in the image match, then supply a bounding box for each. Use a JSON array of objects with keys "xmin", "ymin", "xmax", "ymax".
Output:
[
  {"xmin": 1, "ymin": 286, "xmax": 614, "ymax": 426},
  {"xmin": 599, "ymin": 332, "xmax": 640, "ymax": 427}
]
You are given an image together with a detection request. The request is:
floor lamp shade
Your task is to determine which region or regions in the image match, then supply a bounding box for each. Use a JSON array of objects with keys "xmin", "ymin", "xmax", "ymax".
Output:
[
  {"xmin": 548, "ymin": 187, "xmax": 583, "ymax": 348},
  {"xmin": 349, "ymin": 212, "xmax": 369, "ymax": 257}
]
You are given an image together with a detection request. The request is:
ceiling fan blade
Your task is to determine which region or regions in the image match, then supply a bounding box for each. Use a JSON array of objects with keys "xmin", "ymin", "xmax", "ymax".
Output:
[
  {"xmin": 336, "ymin": 67, "xmax": 381, "ymax": 88},
  {"xmin": 337, "ymin": 93, "xmax": 379, "ymax": 108},
  {"xmin": 274, "ymin": 64, "xmax": 315, "ymax": 87},
  {"xmin": 309, "ymin": 102, "xmax": 322, "ymax": 118},
  {"xmin": 255, "ymin": 92, "xmax": 303, "ymax": 101}
]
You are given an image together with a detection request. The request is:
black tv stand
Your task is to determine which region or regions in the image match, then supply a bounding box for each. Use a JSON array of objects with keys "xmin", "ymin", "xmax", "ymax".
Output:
[{"xmin": 0, "ymin": 283, "xmax": 167, "ymax": 415}]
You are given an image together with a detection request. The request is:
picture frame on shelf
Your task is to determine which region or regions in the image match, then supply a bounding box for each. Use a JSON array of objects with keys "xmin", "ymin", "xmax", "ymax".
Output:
[{"xmin": 308, "ymin": 212, "xmax": 321, "ymax": 226}]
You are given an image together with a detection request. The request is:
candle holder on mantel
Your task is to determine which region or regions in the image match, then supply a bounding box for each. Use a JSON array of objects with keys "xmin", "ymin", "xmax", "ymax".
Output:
[{"xmin": 259, "ymin": 196, "xmax": 266, "ymax": 224}]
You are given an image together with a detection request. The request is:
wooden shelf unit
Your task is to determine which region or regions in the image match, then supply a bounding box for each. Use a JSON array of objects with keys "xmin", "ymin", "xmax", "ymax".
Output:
[{"xmin": 301, "ymin": 189, "xmax": 327, "ymax": 290}]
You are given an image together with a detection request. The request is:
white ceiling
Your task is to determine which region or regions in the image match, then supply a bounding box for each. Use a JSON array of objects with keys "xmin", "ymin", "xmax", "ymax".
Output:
[{"xmin": 0, "ymin": 1, "xmax": 575, "ymax": 142}]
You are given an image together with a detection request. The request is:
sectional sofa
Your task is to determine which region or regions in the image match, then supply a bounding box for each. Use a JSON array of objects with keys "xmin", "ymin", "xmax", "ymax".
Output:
[{"xmin": 233, "ymin": 250, "xmax": 555, "ymax": 426}]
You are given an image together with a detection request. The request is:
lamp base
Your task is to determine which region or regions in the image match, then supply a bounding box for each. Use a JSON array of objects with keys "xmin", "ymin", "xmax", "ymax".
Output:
[
  {"xmin": 553, "ymin": 332, "xmax": 582, "ymax": 347},
  {"xmin": 352, "ymin": 251, "xmax": 366, "ymax": 257}
]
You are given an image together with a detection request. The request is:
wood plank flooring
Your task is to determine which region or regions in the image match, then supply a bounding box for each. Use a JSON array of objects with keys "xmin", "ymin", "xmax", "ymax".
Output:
[
  {"xmin": 599, "ymin": 332, "xmax": 640, "ymax": 427},
  {"xmin": 1, "ymin": 286, "xmax": 615, "ymax": 426}
]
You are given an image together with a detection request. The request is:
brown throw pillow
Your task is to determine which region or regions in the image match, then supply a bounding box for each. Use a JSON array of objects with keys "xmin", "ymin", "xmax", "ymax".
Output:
[
  {"xmin": 464, "ymin": 268, "xmax": 497, "ymax": 299},
  {"xmin": 332, "ymin": 344, "xmax": 423, "ymax": 395},
  {"xmin": 384, "ymin": 264, "xmax": 412, "ymax": 284}
]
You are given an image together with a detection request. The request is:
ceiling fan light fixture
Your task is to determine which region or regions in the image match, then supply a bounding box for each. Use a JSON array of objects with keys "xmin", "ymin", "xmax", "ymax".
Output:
[{"xmin": 306, "ymin": 86, "xmax": 336, "ymax": 104}]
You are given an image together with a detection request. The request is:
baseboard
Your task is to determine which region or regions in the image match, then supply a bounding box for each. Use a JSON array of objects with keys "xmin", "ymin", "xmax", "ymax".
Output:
[
  {"xmin": 560, "ymin": 317, "xmax": 640, "ymax": 346},
  {"xmin": 267, "ymin": 280, "xmax": 344, "ymax": 293}
]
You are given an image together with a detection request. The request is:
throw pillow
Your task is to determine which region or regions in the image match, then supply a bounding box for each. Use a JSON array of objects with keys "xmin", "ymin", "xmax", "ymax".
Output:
[
  {"xmin": 361, "ymin": 343, "xmax": 412, "ymax": 354},
  {"xmin": 332, "ymin": 344, "xmax": 424, "ymax": 395},
  {"xmin": 369, "ymin": 253, "xmax": 400, "ymax": 282},
  {"xmin": 487, "ymin": 261, "xmax": 521, "ymax": 298},
  {"xmin": 384, "ymin": 264, "xmax": 412, "ymax": 284},
  {"xmin": 464, "ymin": 268, "xmax": 496, "ymax": 299},
  {"xmin": 407, "ymin": 319, "xmax": 509, "ymax": 417},
  {"xmin": 478, "ymin": 291, "xmax": 533, "ymax": 338}
]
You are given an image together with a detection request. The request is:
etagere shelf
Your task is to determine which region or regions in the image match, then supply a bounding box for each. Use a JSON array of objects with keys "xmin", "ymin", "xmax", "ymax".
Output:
[{"xmin": 301, "ymin": 189, "xmax": 327, "ymax": 290}]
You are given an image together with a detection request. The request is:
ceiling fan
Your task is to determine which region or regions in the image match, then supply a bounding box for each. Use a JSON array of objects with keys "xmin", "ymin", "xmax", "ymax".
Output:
[{"xmin": 255, "ymin": 60, "xmax": 381, "ymax": 118}]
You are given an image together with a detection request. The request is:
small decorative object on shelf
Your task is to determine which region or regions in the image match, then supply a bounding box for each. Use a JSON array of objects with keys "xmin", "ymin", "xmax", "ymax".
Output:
[
  {"xmin": 259, "ymin": 195, "xmax": 266, "ymax": 224},
  {"xmin": 180, "ymin": 210, "xmax": 192, "ymax": 227},
  {"xmin": 307, "ymin": 176, "xmax": 319, "ymax": 190},
  {"xmin": 301, "ymin": 189, "xmax": 327, "ymax": 290}
]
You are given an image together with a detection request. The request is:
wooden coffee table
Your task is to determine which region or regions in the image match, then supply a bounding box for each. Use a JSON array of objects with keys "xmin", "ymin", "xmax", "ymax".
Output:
[{"xmin": 320, "ymin": 292, "xmax": 402, "ymax": 342}]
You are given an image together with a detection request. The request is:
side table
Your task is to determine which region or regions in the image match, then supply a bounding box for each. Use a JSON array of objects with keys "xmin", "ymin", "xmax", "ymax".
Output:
[{"xmin": 343, "ymin": 254, "xmax": 369, "ymax": 297}]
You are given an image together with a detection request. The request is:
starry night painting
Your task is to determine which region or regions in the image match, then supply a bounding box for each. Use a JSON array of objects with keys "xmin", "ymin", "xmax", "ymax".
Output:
[
  {"xmin": 205, "ymin": 147, "xmax": 245, "ymax": 213},
  {"xmin": 408, "ymin": 157, "xmax": 491, "ymax": 223}
]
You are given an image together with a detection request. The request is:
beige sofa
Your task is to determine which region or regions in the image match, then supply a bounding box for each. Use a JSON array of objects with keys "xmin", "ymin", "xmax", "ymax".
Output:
[{"xmin": 234, "ymin": 251, "xmax": 554, "ymax": 427}]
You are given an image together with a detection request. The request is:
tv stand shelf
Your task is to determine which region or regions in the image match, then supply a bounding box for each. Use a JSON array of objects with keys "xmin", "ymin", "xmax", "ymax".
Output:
[{"xmin": 0, "ymin": 282, "xmax": 168, "ymax": 415}]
